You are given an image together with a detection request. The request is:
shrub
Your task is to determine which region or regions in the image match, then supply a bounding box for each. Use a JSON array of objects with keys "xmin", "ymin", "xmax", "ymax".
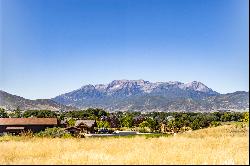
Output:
[
  {"xmin": 138, "ymin": 127, "xmax": 151, "ymax": 133},
  {"xmin": 62, "ymin": 133, "xmax": 73, "ymax": 138},
  {"xmin": 210, "ymin": 121, "xmax": 221, "ymax": 127},
  {"xmin": 35, "ymin": 127, "xmax": 72, "ymax": 138}
]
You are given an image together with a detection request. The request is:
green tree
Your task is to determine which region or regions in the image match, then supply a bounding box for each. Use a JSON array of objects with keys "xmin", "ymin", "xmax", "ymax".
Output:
[
  {"xmin": 139, "ymin": 121, "xmax": 150, "ymax": 128},
  {"xmin": 146, "ymin": 118, "xmax": 158, "ymax": 131},
  {"xmin": 97, "ymin": 109, "xmax": 108, "ymax": 117},
  {"xmin": 23, "ymin": 110, "xmax": 57, "ymax": 118},
  {"xmin": 190, "ymin": 119, "xmax": 201, "ymax": 130},
  {"xmin": 220, "ymin": 112, "xmax": 231, "ymax": 122},
  {"xmin": 121, "ymin": 114, "xmax": 133, "ymax": 128},
  {"xmin": 0, "ymin": 108, "xmax": 8, "ymax": 118},
  {"xmin": 67, "ymin": 118, "xmax": 76, "ymax": 127},
  {"xmin": 242, "ymin": 112, "xmax": 249, "ymax": 123},
  {"xmin": 107, "ymin": 114, "xmax": 120, "ymax": 128},
  {"xmin": 167, "ymin": 119, "xmax": 185, "ymax": 132},
  {"xmin": 10, "ymin": 107, "xmax": 22, "ymax": 118},
  {"xmin": 97, "ymin": 120, "xmax": 110, "ymax": 128},
  {"xmin": 138, "ymin": 120, "xmax": 151, "ymax": 133}
]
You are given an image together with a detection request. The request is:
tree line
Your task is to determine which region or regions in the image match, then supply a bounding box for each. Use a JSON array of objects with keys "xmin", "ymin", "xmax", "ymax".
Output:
[{"xmin": 0, "ymin": 107, "xmax": 249, "ymax": 133}]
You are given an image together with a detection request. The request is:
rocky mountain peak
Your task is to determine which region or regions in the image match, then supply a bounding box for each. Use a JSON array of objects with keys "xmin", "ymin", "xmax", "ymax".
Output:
[{"xmin": 183, "ymin": 81, "xmax": 214, "ymax": 93}]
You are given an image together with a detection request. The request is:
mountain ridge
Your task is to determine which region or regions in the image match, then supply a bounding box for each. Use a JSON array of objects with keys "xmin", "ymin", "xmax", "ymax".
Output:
[
  {"xmin": 51, "ymin": 80, "xmax": 249, "ymax": 112},
  {"xmin": 1, "ymin": 80, "xmax": 248, "ymax": 112},
  {"xmin": 0, "ymin": 90, "xmax": 78, "ymax": 111}
]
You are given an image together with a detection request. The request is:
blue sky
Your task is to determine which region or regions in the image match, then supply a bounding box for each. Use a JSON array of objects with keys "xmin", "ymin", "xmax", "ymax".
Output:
[{"xmin": 0, "ymin": 0, "xmax": 249, "ymax": 99}]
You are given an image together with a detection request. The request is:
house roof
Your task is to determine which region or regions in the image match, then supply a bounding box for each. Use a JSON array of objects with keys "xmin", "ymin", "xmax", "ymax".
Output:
[
  {"xmin": 75, "ymin": 120, "xmax": 96, "ymax": 128},
  {"xmin": 0, "ymin": 118, "xmax": 58, "ymax": 125}
]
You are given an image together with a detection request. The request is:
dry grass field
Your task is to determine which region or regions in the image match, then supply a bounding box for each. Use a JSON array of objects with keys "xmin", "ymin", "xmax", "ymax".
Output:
[{"xmin": 0, "ymin": 123, "xmax": 249, "ymax": 165}]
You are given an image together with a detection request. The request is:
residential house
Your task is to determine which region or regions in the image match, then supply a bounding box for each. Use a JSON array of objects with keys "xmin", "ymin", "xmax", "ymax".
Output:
[{"xmin": 0, "ymin": 118, "xmax": 58, "ymax": 135}]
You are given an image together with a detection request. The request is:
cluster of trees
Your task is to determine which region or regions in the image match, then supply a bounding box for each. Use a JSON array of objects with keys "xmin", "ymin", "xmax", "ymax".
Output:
[
  {"xmin": 60, "ymin": 108, "xmax": 108, "ymax": 120},
  {"xmin": 0, "ymin": 108, "xmax": 8, "ymax": 118},
  {"xmin": 0, "ymin": 107, "xmax": 249, "ymax": 133}
]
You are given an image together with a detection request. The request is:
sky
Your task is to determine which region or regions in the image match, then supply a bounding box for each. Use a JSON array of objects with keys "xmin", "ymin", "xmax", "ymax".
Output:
[{"xmin": 0, "ymin": 0, "xmax": 249, "ymax": 99}]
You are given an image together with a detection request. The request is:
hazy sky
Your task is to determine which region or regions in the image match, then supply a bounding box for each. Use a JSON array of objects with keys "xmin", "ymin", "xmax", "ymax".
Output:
[{"xmin": 0, "ymin": 0, "xmax": 249, "ymax": 99}]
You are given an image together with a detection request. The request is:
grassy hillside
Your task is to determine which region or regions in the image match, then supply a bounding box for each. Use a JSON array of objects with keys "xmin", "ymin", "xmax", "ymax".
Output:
[{"xmin": 0, "ymin": 123, "xmax": 248, "ymax": 164}]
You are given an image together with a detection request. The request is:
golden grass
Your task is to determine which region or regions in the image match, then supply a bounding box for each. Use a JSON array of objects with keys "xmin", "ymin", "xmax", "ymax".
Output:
[{"xmin": 0, "ymin": 124, "xmax": 249, "ymax": 165}]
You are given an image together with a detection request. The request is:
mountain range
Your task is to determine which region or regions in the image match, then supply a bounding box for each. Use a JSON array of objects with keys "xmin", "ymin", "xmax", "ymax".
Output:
[
  {"xmin": 51, "ymin": 80, "xmax": 249, "ymax": 112},
  {"xmin": 0, "ymin": 80, "xmax": 248, "ymax": 112}
]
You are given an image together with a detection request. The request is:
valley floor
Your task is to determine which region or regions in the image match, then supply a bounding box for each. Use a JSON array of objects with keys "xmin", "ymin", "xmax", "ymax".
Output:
[{"xmin": 0, "ymin": 123, "xmax": 249, "ymax": 165}]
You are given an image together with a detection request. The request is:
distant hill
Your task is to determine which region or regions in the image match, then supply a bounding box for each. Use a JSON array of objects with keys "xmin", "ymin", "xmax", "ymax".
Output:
[
  {"xmin": 0, "ymin": 90, "xmax": 78, "ymax": 111},
  {"xmin": 52, "ymin": 80, "xmax": 249, "ymax": 112}
]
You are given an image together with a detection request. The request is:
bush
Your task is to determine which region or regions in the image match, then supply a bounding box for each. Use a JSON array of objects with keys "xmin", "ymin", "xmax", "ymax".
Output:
[
  {"xmin": 62, "ymin": 133, "xmax": 73, "ymax": 138},
  {"xmin": 138, "ymin": 127, "xmax": 151, "ymax": 133},
  {"xmin": 210, "ymin": 121, "xmax": 221, "ymax": 127},
  {"xmin": 35, "ymin": 127, "xmax": 72, "ymax": 138}
]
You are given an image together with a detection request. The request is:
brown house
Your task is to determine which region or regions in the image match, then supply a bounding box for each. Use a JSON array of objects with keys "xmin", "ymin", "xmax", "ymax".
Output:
[
  {"xmin": 75, "ymin": 120, "xmax": 97, "ymax": 134},
  {"xmin": 0, "ymin": 118, "xmax": 58, "ymax": 135},
  {"xmin": 65, "ymin": 120, "xmax": 97, "ymax": 135}
]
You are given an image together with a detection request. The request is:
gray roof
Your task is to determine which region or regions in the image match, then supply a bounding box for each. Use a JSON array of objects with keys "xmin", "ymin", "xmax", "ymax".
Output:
[{"xmin": 75, "ymin": 120, "xmax": 96, "ymax": 128}]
